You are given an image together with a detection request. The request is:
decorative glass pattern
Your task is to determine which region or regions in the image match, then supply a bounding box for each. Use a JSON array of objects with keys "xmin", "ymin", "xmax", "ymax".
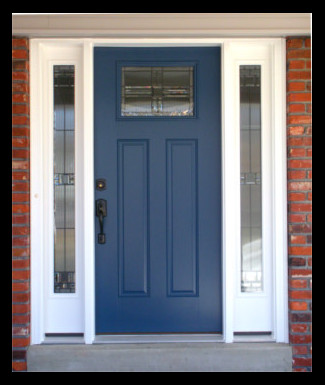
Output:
[
  {"xmin": 53, "ymin": 65, "xmax": 76, "ymax": 293},
  {"xmin": 121, "ymin": 66, "xmax": 194, "ymax": 117},
  {"xmin": 240, "ymin": 65, "xmax": 263, "ymax": 293}
]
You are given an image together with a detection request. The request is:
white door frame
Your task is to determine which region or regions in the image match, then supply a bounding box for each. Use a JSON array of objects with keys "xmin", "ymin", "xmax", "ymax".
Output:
[{"xmin": 30, "ymin": 37, "xmax": 288, "ymax": 345}]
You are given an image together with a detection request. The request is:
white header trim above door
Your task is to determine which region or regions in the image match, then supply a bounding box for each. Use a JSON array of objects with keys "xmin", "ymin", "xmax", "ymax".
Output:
[{"xmin": 13, "ymin": 13, "xmax": 311, "ymax": 37}]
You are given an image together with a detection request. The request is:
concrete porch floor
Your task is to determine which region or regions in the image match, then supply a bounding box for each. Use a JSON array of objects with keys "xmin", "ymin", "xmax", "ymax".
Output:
[{"xmin": 27, "ymin": 342, "xmax": 292, "ymax": 372}]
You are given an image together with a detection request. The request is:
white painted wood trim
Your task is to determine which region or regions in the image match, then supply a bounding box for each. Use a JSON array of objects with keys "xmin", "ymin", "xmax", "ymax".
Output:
[
  {"xmin": 222, "ymin": 41, "xmax": 237, "ymax": 342},
  {"xmin": 83, "ymin": 41, "xmax": 96, "ymax": 344},
  {"xmin": 30, "ymin": 40, "xmax": 45, "ymax": 344},
  {"xmin": 12, "ymin": 13, "xmax": 311, "ymax": 37},
  {"xmin": 272, "ymin": 39, "xmax": 289, "ymax": 343}
]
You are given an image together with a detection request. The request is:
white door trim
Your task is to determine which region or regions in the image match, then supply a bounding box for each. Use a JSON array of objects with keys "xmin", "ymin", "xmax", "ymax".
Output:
[{"xmin": 30, "ymin": 37, "xmax": 287, "ymax": 345}]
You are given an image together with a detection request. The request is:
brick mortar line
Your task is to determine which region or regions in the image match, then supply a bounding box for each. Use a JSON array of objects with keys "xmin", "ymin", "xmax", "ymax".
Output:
[
  {"xmin": 289, "ymin": 285, "xmax": 312, "ymax": 288},
  {"xmin": 287, "ymin": 124, "xmax": 312, "ymax": 127},
  {"xmin": 290, "ymin": 245, "xmax": 312, "ymax": 247},
  {"xmin": 12, "ymin": 281, "xmax": 30, "ymax": 284},
  {"xmin": 13, "ymin": 220, "xmax": 30, "ymax": 227},
  {"xmin": 12, "ymin": 336, "xmax": 30, "ymax": 339},
  {"xmin": 287, "ymin": 155, "xmax": 312, "ymax": 158},
  {"xmin": 12, "ymin": 202, "xmax": 30, "ymax": 205},
  {"xmin": 12, "ymin": 245, "xmax": 30, "ymax": 249},
  {"xmin": 288, "ymin": 219, "xmax": 312, "ymax": 222},
  {"xmin": 289, "ymin": 301, "xmax": 312, "ymax": 304},
  {"xmin": 288, "ymin": 225, "xmax": 312, "ymax": 228}
]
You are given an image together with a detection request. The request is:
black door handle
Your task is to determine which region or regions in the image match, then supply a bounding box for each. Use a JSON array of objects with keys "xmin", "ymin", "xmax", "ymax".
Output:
[{"xmin": 96, "ymin": 199, "xmax": 107, "ymax": 244}]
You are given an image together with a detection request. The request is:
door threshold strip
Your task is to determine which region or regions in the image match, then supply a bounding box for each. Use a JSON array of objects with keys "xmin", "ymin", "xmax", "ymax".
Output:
[{"xmin": 94, "ymin": 334, "xmax": 224, "ymax": 344}]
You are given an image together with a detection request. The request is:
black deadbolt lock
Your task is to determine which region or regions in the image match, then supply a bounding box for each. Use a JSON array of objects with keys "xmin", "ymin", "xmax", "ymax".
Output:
[{"xmin": 96, "ymin": 178, "xmax": 106, "ymax": 191}]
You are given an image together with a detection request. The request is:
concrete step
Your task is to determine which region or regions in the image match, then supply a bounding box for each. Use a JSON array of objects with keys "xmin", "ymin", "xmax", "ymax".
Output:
[{"xmin": 27, "ymin": 342, "xmax": 292, "ymax": 372}]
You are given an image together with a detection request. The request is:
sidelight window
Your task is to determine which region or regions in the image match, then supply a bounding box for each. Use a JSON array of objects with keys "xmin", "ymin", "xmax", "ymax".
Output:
[
  {"xmin": 53, "ymin": 65, "xmax": 76, "ymax": 293},
  {"xmin": 239, "ymin": 65, "xmax": 263, "ymax": 293}
]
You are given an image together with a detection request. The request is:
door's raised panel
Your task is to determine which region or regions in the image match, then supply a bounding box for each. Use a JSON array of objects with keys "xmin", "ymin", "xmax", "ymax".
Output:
[
  {"xmin": 166, "ymin": 139, "xmax": 198, "ymax": 297},
  {"xmin": 117, "ymin": 140, "xmax": 150, "ymax": 297}
]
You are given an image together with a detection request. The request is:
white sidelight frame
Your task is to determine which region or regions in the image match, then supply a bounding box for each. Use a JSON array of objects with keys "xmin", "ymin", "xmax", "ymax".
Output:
[
  {"xmin": 223, "ymin": 41, "xmax": 288, "ymax": 340},
  {"xmin": 30, "ymin": 38, "xmax": 287, "ymax": 345},
  {"xmin": 30, "ymin": 42, "xmax": 85, "ymax": 339}
]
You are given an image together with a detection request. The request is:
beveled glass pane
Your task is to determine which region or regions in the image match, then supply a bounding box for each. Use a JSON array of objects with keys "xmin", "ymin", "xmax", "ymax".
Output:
[
  {"xmin": 121, "ymin": 66, "xmax": 194, "ymax": 117},
  {"xmin": 240, "ymin": 65, "xmax": 263, "ymax": 293},
  {"xmin": 54, "ymin": 229, "xmax": 65, "ymax": 272},
  {"xmin": 54, "ymin": 130, "xmax": 64, "ymax": 173},
  {"xmin": 65, "ymin": 185, "xmax": 75, "ymax": 229},
  {"xmin": 54, "ymin": 185, "xmax": 65, "ymax": 228},
  {"xmin": 53, "ymin": 65, "xmax": 76, "ymax": 293}
]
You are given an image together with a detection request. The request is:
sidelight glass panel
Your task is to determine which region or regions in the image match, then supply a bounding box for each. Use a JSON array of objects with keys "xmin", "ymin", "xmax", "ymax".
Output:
[
  {"xmin": 53, "ymin": 65, "xmax": 75, "ymax": 293},
  {"xmin": 121, "ymin": 66, "xmax": 194, "ymax": 117},
  {"xmin": 240, "ymin": 65, "xmax": 263, "ymax": 293}
]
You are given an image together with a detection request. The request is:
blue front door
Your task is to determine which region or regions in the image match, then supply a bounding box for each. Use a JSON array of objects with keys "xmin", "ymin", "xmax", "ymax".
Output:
[{"xmin": 94, "ymin": 47, "xmax": 222, "ymax": 333}]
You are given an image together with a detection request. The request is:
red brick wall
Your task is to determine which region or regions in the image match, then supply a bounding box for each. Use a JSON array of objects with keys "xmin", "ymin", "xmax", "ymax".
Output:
[
  {"xmin": 12, "ymin": 37, "xmax": 30, "ymax": 372},
  {"xmin": 286, "ymin": 36, "xmax": 312, "ymax": 372},
  {"xmin": 11, "ymin": 36, "xmax": 312, "ymax": 372}
]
